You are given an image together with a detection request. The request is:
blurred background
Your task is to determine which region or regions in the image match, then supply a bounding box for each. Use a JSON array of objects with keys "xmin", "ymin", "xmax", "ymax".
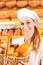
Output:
[
  {"xmin": 0, "ymin": 0, "xmax": 43, "ymax": 24},
  {"xmin": 0, "ymin": 0, "xmax": 43, "ymax": 36},
  {"xmin": 0, "ymin": 0, "xmax": 43, "ymax": 21}
]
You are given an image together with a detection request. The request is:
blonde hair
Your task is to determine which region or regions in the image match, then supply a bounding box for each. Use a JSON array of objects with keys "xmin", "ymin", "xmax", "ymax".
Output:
[{"xmin": 31, "ymin": 26, "xmax": 40, "ymax": 52}]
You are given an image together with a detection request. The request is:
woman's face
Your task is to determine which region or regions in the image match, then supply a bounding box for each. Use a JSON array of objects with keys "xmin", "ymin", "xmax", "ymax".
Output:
[{"xmin": 19, "ymin": 17, "xmax": 36, "ymax": 41}]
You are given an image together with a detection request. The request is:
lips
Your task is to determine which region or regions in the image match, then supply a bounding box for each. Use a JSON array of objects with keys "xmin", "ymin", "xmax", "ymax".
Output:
[{"xmin": 23, "ymin": 29, "xmax": 30, "ymax": 33}]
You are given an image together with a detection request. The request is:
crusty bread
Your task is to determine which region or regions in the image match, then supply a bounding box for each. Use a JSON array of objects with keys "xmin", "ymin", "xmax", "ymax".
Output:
[
  {"xmin": 17, "ymin": 1, "xmax": 27, "ymax": 8},
  {"xmin": 6, "ymin": 1, "xmax": 16, "ymax": 8},
  {"xmin": 16, "ymin": 43, "xmax": 32, "ymax": 57},
  {"xmin": 8, "ymin": 47, "xmax": 14, "ymax": 55}
]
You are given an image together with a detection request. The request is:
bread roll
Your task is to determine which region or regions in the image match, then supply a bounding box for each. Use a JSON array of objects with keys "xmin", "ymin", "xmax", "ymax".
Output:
[
  {"xmin": 40, "ymin": 1, "xmax": 43, "ymax": 7},
  {"xmin": 2, "ymin": 29, "xmax": 8, "ymax": 36},
  {"xmin": 8, "ymin": 29, "xmax": 13, "ymax": 37},
  {"xmin": 0, "ymin": 11, "xmax": 9, "ymax": 19},
  {"xmin": 17, "ymin": 1, "xmax": 27, "ymax": 7},
  {"xmin": 6, "ymin": 1, "xmax": 16, "ymax": 8},
  {"xmin": 0, "ymin": 2, "xmax": 5, "ymax": 8},
  {"xmin": 10, "ymin": 11, "xmax": 17, "ymax": 19},
  {"xmin": 28, "ymin": 1, "xmax": 39, "ymax": 7},
  {"xmin": 8, "ymin": 47, "xmax": 14, "ymax": 55},
  {"xmin": 14, "ymin": 29, "xmax": 21, "ymax": 36},
  {"xmin": 9, "ymin": 52, "xmax": 18, "ymax": 57}
]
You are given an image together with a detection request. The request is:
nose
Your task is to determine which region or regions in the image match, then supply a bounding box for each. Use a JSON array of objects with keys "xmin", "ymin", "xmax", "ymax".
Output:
[{"xmin": 23, "ymin": 23, "xmax": 28, "ymax": 30}]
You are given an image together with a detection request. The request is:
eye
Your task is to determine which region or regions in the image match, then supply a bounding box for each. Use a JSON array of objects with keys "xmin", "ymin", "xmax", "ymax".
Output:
[
  {"xmin": 26, "ymin": 21, "xmax": 30, "ymax": 24},
  {"xmin": 21, "ymin": 22, "xmax": 24, "ymax": 25}
]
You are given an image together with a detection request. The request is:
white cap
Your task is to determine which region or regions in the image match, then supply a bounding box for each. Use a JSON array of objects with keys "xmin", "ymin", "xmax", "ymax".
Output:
[{"xmin": 17, "ymin": 8, "xmax": 40, "ymax": 22}]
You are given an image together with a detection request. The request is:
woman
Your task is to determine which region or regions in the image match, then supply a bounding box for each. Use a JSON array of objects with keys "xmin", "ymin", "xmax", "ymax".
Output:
[{"xmin": 17, "ymin": 8, "xmax": 43, "ymax": 65}]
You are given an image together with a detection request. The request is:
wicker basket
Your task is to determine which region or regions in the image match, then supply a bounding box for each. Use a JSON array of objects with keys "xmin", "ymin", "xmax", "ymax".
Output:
[
  {"xmin": 6, "ymin": 56, "xmax": 29, "ymax": 65},
  {"xmin": 0, "ymin": 55, "xmax": 29, "ymax": 65}
]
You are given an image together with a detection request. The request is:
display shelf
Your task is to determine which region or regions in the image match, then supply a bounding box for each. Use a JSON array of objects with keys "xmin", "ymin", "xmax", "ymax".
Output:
[{"xmin": 0, "ymin": 21, "xmax": 20, "ymax": 29}]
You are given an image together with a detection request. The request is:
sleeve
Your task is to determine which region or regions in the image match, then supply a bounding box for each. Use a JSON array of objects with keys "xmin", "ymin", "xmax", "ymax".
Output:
[
  {"xmin": 29, "ymin": 51, "xmax": 36, "ymax": 65},
  {"xmin": 39, "ymin": 38, "xmax": 43, "ymax": 65}
]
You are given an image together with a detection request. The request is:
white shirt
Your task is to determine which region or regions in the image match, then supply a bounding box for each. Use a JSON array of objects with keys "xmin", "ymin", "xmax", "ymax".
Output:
[{"xmin": 29, "ymin": 37, "xmax": 43, "ymax": 65}]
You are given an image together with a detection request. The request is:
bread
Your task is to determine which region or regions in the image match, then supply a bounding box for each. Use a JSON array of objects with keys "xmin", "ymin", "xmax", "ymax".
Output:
[
  {"xmin": 0, "ymin": 0, "xmax": 8, "ymax": 2},
  {"xmin": 0, "ymin": 19, "xmax": 10, "ymax": 22},
  {"xmin": 28, "ymin": 1, "xmax": 39, "ymax": 7},
  {"xmin": 6, "ymin": 1, "xmax": 16, "ymax": 8},
  {"xmin": 40, "ymin": 1, "xmax": 43, "ymax": 7},
  {"xmin": 0, "ymin": 46, "xmax": 3, "ymax": 54},
  {"xmin": 10, "ymin": 44, "xmax": 19, "ymax": 49},
  {"xmin": 17, "ymin": 1, "xmax": 27, "ymax": 7},
  {"xmin": 9, "ymin": 11, "xmax": 17, "ymax": 19},
  {"xmin": 16, "ymin": 43, "xmax": 32, "ymax": 57},
  {"xmin": 8, "ymin": 47, "xmax": 14, "ymax": 55},
  {"xmin": 9, "ymin": 52, "xmax": 18, "ymax": 57},
  {"xmin": 0, "ymin": 2, "xmax": 5, "ymax": 8},
  {"xmin": 0, "ymin": 11, "xmax": 9, "ymax": 19},
  {"xmin": 14, "ymin": 29, "xmax": 21, "ymax": 36},
  {"xmin": 2, "ymin": 30, "xmax": 8, "ymax": 36},
  {"xmin": 8, "ymin": 29, "xmax": 13, "ymax": 37}
]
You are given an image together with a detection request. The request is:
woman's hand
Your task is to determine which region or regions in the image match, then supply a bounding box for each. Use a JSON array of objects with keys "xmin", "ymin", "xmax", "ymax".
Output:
[{"xmin": 18, "ymin": 61, "xmax": 29, "ymax": 65}]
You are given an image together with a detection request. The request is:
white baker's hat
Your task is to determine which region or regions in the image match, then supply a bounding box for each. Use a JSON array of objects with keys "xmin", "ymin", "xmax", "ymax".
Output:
[{"xmin": 17, "ymin": 8, "xmax": 40, "ymax": 22}]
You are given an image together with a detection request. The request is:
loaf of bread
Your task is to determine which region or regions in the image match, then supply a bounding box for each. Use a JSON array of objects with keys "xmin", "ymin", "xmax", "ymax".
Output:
[
  {"xmin": 40, "ymin": 1, "xmax": 43, "ymax": 7},
  {"xmin": 0, "ymin": 11, "xmax": 9, "ymax": 19},
  {"xmin": 16, "ymin": 43, "xmax": 32, "ymax": 57},
  {"xmin": 28, "ymin": 1, "xmax": 39, "ymax": 7},
  {"xmin": 17, "ymin": 1, "xmax": 27, "ymax": 7},
  {"xmin": 6, "ymin": 1, "xmax": 16, "ymax": 8},
  {"xmin": 0, "ymin": 2, "xmax": 5, "ymax": 8}
]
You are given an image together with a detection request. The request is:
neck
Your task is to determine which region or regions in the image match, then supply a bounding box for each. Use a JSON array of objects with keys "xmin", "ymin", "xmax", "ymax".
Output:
[{"xmin": 24, "ymin": 36, "xmax": 31, "ymax": 44}]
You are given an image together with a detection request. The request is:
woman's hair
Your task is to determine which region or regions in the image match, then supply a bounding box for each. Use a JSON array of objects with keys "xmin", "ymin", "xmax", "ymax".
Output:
[{"xmin": 31, "ymin": 26, "xmax": 40, "ymax": 52}]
